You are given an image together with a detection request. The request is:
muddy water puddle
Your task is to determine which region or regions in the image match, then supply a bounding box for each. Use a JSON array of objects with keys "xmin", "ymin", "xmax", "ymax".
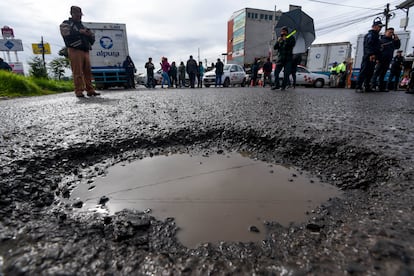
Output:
[{"xmin": 71, "ymin": 152, "xmax": 341, "ymax": 248}]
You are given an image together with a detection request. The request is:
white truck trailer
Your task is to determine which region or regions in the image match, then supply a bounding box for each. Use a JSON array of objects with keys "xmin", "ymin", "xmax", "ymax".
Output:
[
  {"xmin": 83, "ymin": 22, "xmax": 129, "ymax": 89},
  {"xmin": 306, "ymin": 42, "xmax": 352, "ymax": 75}
]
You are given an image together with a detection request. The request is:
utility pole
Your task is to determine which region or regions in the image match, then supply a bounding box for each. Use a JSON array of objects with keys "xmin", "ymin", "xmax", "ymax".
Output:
[
  {"xmin": 41, "ymin": 36, "xmax": 46, "ymax": 70},
  {"xmin": 384, "ymin": 3, "xmax": 392, "ymax": 29}
]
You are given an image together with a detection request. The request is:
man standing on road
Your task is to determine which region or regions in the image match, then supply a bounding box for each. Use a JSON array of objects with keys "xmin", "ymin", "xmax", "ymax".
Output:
[
  {"xmin": 215, "ymin": 58, "xmax": 224, "ymax": 87},
  {"xmin": 60, "ymin": 6, "xmax": 100, "ymax": 98},
  {"xmin": 186, "ymin": 55, "xmax": 198, "ymax": 88},
  {"xmin": 388, "ymin": 50, "xmax": 404, "ymax": 91},
  {"xmin": 145, "ymin": 57, "xmax": 155, "ymax": 88},
  {"xmin": 371, "ymin": 27, "xmax": 400, "ymax": 92},
  {"xmin": 272, "ymin": 26, "xmax": 296, "ymax": 91},
  {"xmin": 262, "ymin": 57, "xmax": 273, "ymax": 87},
  {"xmin": 355, "ymin": 18, "xmax": 383, "ymax": 93}
]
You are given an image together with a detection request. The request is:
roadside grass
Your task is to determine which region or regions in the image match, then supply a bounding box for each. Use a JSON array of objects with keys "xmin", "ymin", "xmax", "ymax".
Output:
[{"xmin": 0, "ymin": 70, "xmax": 74, "ymax": 98}]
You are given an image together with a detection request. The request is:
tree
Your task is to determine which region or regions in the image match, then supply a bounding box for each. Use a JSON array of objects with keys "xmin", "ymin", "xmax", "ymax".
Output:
[
  {"xmin": 49, "ymin": 57, "xmax": 70, "ymax": 80},
  {"xmin": 28, "ymin": 56, "xmax": 48, "ymax": 78}
]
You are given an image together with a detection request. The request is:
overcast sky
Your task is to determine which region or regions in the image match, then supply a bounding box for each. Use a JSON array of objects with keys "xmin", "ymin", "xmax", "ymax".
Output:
[{"xmin": 0, "ymin": 0, "xmax": 412, "ymax": 73}]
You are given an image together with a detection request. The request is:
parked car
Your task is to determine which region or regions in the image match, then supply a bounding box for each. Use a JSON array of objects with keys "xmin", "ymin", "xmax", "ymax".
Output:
[
  {"xmin": 137, "ymin": 69, "xmax": 191, "ymax": 87},
  {"xmin": 267, "ymin": 65, "xmax": 329, "ymax": 88},
  {"xmin": 203, "ymin": 64, "xmax": 247, "ymax": 87},
  {"xmin": 137, "ymin": 69, "xmax": 163, "ymax": 87}
]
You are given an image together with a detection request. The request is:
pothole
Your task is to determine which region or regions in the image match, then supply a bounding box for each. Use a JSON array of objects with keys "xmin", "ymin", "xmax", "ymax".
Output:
[{"xmin": 70, "ymin": 152, "xmax": 342, "ymax": 248}]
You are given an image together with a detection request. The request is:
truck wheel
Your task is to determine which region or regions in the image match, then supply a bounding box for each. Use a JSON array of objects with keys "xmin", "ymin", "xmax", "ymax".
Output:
[
  {"xmin": 204, "ymin": 84, "xmax": 210, "ymax": 88},
  {"xmin": 223, "ymin": 78, "xmax": 230, "ymax": 87},
  {"xmin": 314, "ymin": 79, "xmax": 324, "ymax": 88}
]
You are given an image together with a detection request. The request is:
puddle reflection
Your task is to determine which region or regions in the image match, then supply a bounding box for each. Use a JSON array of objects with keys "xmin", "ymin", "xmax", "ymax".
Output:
[{"xmin": 70, "ymin": 152, "xmax": 341, "ymax": 248}]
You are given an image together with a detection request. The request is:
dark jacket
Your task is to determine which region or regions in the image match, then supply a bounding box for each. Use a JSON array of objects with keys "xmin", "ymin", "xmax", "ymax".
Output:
[
  {"xmin": 0, "ymin": 60, "xmax": 12, "ymax": 71},
  {"xmin": 379, "ymin": 35, "xmax": 401, "ymax": 62},
  {"xmin": 390, "ymin": 55, "xmax": 404, "ymax": 72},
  {"xmin": 169, "ymin": 64, "xmax": 177, "ymax": 77},
  {"xmin": 215, "ymin": 60, "xmax": 224, "ymax": 75},
  {"xmin": 186, "ymin": 58, "xmax": 198, "ymax": 75},
  {"xmin": 123, "ymin": 57, "xmax": 136, "ymax": 75},
  {"xmin": 263, "ymin": 61, "xmax": 272, "ymax": 73},
  {"xmin": 274, "ymin": 36, "xmax": 296, "ymax": 63},
  {"xmin": 363, "ymin": 29, "xmax": 381, "ymax": 58},
  {"xmin": 60, "ymin": 18, "xmax": 95, "ymax": 51}
]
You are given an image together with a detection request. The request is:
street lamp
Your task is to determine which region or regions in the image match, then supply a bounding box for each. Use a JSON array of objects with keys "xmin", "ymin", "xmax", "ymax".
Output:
[{"xmin": 221, "ymin": 53, "xmax": 227, "ymax": 63}]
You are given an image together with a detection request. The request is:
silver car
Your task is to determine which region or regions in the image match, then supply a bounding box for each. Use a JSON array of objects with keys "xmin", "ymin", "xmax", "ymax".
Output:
[
  {"xmin": 203, "ymin": 64, "xmax": 247, "ymax": 88},
  {"xmin": 269, "ymin": 65, "xmax": 330, "ymax": 88}
]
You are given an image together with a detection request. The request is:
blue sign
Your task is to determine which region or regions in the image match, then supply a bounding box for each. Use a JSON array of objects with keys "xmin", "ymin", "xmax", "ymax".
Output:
[
  {"xmin": 5, "ymin": 40, "xmax": 14, "ymax": 49},
  {"xmin": 99, "ymin": 36, "xmax": 113, "ymax": 49}
]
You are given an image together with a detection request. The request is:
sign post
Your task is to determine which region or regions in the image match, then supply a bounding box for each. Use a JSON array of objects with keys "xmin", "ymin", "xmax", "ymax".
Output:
[{"xmin": 0, "ymin": 26, "xmax": 24, "ymax": 74}]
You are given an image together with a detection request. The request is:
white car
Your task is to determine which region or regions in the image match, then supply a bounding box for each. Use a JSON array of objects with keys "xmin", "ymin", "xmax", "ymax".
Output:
[
  {"xmin": 270, "ymin": 65, "xmax": 329, "ymax": 88},
  {"xmin": 137, "ymin": 69, "xmax": 191, "ymax": 87},
  {"xmin": 203, "ymin": 64, "xmax": 247, "ymax": 87},
  {"xmin": 136, "ymin": 69, "xmax": 163, "ymax": 87}
]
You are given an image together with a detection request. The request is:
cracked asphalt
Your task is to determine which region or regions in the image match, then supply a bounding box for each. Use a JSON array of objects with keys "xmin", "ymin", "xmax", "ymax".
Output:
[{"xmin": 0, "ymin": 86, "xmax": 414, "ymax": 275}]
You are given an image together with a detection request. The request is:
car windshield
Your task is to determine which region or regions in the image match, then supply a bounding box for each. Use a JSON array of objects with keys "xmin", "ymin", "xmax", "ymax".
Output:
[{"xmin": 223, "ymin": 65, "xmax": 231, "ymax": 71}]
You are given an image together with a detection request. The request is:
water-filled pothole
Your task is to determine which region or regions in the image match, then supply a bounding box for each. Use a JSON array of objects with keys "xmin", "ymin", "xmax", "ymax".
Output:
[{"xmin": 71, "ymin": 152, "xmax": 341, "ymax": 248}]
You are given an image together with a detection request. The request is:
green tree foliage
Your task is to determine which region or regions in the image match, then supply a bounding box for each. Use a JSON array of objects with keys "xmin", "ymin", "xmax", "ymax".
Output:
[
  {"xmin": 28, "ymin": 56, "xmax": 48, "ymax": 78},
  {"xmin": 49, "ymin": 57, "xmax": 70, "ymax": 80}
]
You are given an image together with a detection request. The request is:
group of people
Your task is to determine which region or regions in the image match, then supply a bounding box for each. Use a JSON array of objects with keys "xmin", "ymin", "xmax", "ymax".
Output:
[
  {"xmin": 144, "ymin": 56, "xmax": 224, "ymax": 89},
  {"xmin": 355, "ymin": 17, "xmax": 404, "ymax": 93}
]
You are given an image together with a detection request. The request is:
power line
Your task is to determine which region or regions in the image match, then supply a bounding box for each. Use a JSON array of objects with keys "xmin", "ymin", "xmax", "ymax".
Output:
[{"xmin": 307, "ymin": 0, "xmax": 384, "ymax": 10}]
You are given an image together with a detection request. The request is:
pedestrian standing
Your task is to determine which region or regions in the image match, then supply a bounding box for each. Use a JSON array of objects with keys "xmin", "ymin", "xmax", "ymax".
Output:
[
  {"xmin": 169, "ymin": 61, "xmax": 178, "ymax": 88},
  {"xmin": 186, "ymin": 55, "xmax": 198, "ymax": 88},
  {"xmin": 291, "ymin": 53, "xmax": 302, "ymax": 88},
  {"xmin": 60, "ymin": 6, "xmax": 100, "ymax": 98},
  {"xmin": 178, "ymin": 61, "xmax": 186, "ymax": 88},
  {"xmin": 387, "ymin": 50, "xmax": 405, "ymax": 91},
  {"xmin": 262, "ymin": 57, "xmax": 273, "ymax": 87},
  {"xmin": 122, "ymin": 55, "xmax": 136, "ymax": 89},
  {"xmin": 251, "ymin": 58, "xmax": 260, "ymax": 86},
  {"xmin": 215, "ymin": 58, "xmax": 224, "ymax": 87},
  {"xmin": 355, "ymin": 18, "xmax": 383, "ymax": 93},
  {"xmin": 197, "ymin": 61, "xmax": 204, "ymax": 88},
  {"xmin": 271, "ymin": 26, "xmax": 296, "ymax": 91},
  {"xmin": 371, "ymin": 27, "xmax": 400, "ymax": 92},
  {"xmin": 0, "ymin": 58, "xmax": 12, "ymax": 71},
  {"xmin": 145, "ymin": 57, "xmax": 155, "ymax": 88},
  {"xmin": 336, "ymin": 61, "xmax": 347, "ymax": 88},
  {"xmin": 160, "ymin": 57, "xmax": 171, "ymax": 88}
]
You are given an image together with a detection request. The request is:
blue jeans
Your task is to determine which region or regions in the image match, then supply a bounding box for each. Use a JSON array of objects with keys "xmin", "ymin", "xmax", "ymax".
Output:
[
  {"xmin": 215, "ymin": 74, "xmax": 223, "ymax": 86},
  {"xmin": 161, "ymin": 71, "xmax": 170, "ymax": 87}
]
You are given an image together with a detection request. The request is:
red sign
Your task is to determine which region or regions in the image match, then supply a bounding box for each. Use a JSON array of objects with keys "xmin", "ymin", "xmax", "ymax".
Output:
[{"xmin": 1, "ymin": 26, "xmax": 14, "ymax": 38}]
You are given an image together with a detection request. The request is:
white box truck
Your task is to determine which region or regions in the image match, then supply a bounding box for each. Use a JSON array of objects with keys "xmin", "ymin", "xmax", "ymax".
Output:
[
  {"xmin": 83, "ymin": 22, "xmax": 129, "ymax": 89},
  {"xmin": 306, "ymin": 42, "xmax": 352, "ymax": 75}
]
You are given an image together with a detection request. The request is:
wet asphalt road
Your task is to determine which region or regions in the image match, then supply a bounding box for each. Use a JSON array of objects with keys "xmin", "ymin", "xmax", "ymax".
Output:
[{"xmin": 0, "ymin": 86, "xmax": 414, "ymax": 275}]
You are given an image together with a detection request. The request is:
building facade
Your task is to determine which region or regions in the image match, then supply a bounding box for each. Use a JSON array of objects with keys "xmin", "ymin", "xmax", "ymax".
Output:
[{"xmin": 227, "ymin": 8, "xmax": 282, "ymax": 66}]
